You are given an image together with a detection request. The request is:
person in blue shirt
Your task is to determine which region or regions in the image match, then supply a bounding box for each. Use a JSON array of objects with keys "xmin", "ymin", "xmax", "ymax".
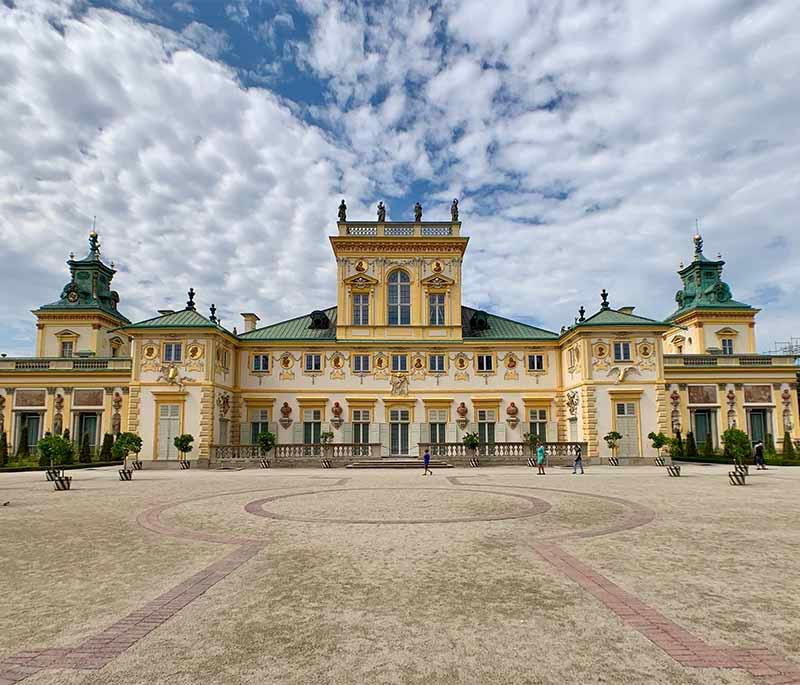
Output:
[
  {"xmin": 536, "ymin": 444, "xmax": 546, "ymax": 475},
  {"xmin": 423, "ymin": 448, "xmax": 433, "ymax": 476},
  {"xmin": 572, "ymin": 443, "xmax": 584, "ymax": 474}
]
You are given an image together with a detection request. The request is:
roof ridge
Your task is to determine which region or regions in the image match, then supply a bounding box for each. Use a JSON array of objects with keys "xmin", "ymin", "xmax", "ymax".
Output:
[
  {"xmin": 462, "ymin": 305, "xmax": 558, "ymax": 335},
  {"xmin": 242, "ymin": 306, "xmax": 337, "ymax": 336}
]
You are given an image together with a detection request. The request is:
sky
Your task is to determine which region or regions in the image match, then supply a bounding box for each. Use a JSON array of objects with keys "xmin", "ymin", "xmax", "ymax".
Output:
[{"xmin": 1, "ymin": 0, "xmax": 799, "ymax": 355}]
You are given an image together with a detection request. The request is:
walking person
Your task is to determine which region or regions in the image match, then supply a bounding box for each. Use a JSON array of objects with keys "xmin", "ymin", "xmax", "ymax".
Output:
[
  {"xmin": 572, "ymin": 443, "xmax": 584, "ymax": 474},
  {"xmin": 753, "ymin": 440, "xmax": 766, "ymax": 470},
  {"xmin": 536, "ymin": 443, "xmax": 546, "ymax": 475},
  {"xmin": 422, "ymin": 447, "xmax": 433, "ymax": 476}
]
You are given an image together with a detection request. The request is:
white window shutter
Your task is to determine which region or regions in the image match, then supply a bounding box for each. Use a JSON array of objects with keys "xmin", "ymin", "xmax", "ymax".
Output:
[
  {"xmin": 419, "ymin": 423, "xmax": 430, "ymax": 443},
  {"xmin": 369, "ymin": 422, "xmax": 380, "ymax": 445},
  {"xmin": 495, "ymin": 423, "xmax": 507, "ymax": 442},
  {"xmin": 321, "ymin": 421, "xmax": 330, "ymax": 434},
  {"xmin": 446, "ymin": 423, "xmax": 457, "ymax": 442},
  {"xmin": 292, "ymin": 422, "xmax": 303, "ymax": 444},
  {"xmin": 240, "ymin": 423, "xmax": 251, "ymax": 445},
  {"xmin": 269, "ymin": 422, "xmax": 279, "ymax": 441},
  {"xmin": 342, "ymin": 422, "xmax": 353, "ymax": 443},
  {"xmin": 379, "ymin": 423, "xmax": 390, "ymax": 457},
  {"xmin": 548, "ymin": 421, "xmax": 558, "ymax": 442},
  {"xmin": 410, "ymin": 423, "xmax": 421, "ymax": 456}
]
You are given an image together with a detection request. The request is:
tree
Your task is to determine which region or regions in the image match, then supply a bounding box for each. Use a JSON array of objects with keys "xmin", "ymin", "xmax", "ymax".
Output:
[
  {"xmin": 37, "ymin": 435, "xmax": 75, "ymax": 468},
  {"xmin": 648, "ymin": 431, "xmax": 669, "ymax": 457},
  {"xmin": 0, "ymin": 432, "xmax": 8, "ymax": 467},
  {"xmin": 319, "ymin": 431, "xmax": 334, "ymax": 445},
  {"xmin": 99, "ymin": 433, "xmax": 114, "ymax": 462},
  {"xmin": 112, "ymin": 432, "xmax": 143, "ymax": 461},
  {"xmin": 17, "ymin": 424, "xmax": 30, "ymax": 458},
  {"xmin": 173, "ymin": 434, "xmax": 194, "ymax": 461},
  {"xmin": 721, "ymin": 428, "xmax": 751, "ymax": 466},
  {"xmin": 783, "ymin": 431, "xmax": 796, "ymax": 459},
  {"xmin": 603, "ymin": 431, "xmax": 623, "ymax": 456},
  {"xmin": 78, "ymin": 433, "xmax": 92, "ymax": 463},
  {"xmin": 701, "ymin": 432, "xmax": 715, "ymax": 458},
  {"xmin": 462, "ymin": 432, "xmax": 480, "ymax": 450},
  {"xmin": 764, "ymin": 433, "xmax": 777, "ymax": 459},
  {"xmin": 256, "ymin": 430, "xmax": 276, "ymax": 456},
  {"xmin": 685, "ymin": 431, "xmax": 699, "ymax": 458},
  {"xmin": 673, "ymin": 431, "xmax": 685, "ymax": 458}
]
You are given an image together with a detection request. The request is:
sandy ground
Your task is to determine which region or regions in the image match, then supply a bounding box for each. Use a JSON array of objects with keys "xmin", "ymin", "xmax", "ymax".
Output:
[{"xmin": 0, "ymin": 463, "xmax": 797, "ymax": 684}]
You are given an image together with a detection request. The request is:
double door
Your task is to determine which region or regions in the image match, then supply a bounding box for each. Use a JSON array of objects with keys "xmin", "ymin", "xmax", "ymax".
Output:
[{"xmin": 157, "ymin": 404, "xmax": 181, "ymax": 460}]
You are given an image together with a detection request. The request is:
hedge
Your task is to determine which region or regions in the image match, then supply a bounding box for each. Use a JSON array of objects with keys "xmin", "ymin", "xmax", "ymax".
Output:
[{"xmin": 0, "ymin": 461, "xmax": 123, "ymax": 474}]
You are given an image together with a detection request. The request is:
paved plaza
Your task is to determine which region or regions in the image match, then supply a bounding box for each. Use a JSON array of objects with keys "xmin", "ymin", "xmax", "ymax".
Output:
[{"xmin": 1, "ymin": 464, "xmax": 799, "ymax": 684}]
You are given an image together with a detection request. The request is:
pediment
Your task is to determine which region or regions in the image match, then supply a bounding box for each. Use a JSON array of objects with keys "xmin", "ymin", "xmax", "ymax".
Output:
[
  {"xmin": 344, "ymin": 273, "xmax": 379, "ymax": 288},
  {"xmin": 54, "ymin": 329, "xmax": 79, "ymax": 338},
  {"xmin": 715, "ymin": 327, "xmax": 739, "ymax": 336},
  {"xmin": 421, "ymin": 273, "xmax": 455, "ymax": 288}
]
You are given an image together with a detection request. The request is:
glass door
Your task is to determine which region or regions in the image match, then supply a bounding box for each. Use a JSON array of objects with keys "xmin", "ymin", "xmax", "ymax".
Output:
[
  {"xmin": 390, "ymin": 409, "xmax": 409, "ymax": 456},
  {"xmin": 694, "ymin": 410, "xmax": 712, "ymax": 448},
  {"xmin": 77, "ymin": 412, "xmax": 99, "ymax": 449},
  {"xmin": 748, "ymin": 410, "xmax": 767, "ymax": 445}
]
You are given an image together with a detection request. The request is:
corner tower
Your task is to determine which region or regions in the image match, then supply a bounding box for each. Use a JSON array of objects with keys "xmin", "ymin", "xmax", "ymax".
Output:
[{"xmin": 330, "ymin": 202, "xmax": 469, "ymax": 342}]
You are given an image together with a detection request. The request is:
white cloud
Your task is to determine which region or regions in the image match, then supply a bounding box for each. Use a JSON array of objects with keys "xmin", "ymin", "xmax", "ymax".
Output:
[{"xmin": 180, "ymin": 21, "xmax": 230, "ymax": 58}]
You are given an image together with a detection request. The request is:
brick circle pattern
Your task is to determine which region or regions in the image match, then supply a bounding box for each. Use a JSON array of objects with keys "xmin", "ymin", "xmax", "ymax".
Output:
[{"xmin": 243, "ymin": 486, "xmax": 552, "ymax": 525}]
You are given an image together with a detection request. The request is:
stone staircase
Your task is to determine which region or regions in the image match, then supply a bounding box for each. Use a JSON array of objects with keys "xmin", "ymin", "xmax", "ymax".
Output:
[{"xmin": 345, "ymin": 458, "xmax": 453, "ymax": 469}]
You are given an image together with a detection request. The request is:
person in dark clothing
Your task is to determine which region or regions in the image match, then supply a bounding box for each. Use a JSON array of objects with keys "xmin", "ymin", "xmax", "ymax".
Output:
[
  {"xmin": 422, "ymin": 448, "xmax": 433, "ymax": 476},
  {"xmin": 754, "ymin": 441, "xmax": 766, "ymax": 470},
  {"xmin": 572, "ymin": 443, "xmax": 584, "ymax": 474}
]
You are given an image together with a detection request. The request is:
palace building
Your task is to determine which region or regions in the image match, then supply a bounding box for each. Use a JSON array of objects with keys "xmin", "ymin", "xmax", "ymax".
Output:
[{"xmin": 1, "ymin": 212, "xmax": 797, "ymax": 465}]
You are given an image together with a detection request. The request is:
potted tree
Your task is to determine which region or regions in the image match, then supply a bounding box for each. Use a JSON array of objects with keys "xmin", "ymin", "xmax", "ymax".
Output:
[
  {"xmin": 462, "ymin": 431, "xmax": 480, "ymax": 467},
  {"xmin": 685, "ymin": 431, "xmax": 699, "ymax": 459},
  {"xmin": 722, "ymin": 427, "xmax": 750, "ymax": 483},
  {"xmin": 647, "ymin": 431, "xmax": 670, "ymax": 466},
  {"xmin": 174, "ymin": 434, "xmax": 194, "ymax": 469},
  {"xmin": 256, "ymin": 430, "xmax": 276, "ymax": 468},
  {"xmin": 37, "ymin": 434, "xmax": 75, "ymax": 489},
  {"xmin": 112, "ymin": 432, "xmax": 143, "ymax": 479},
  {"xmin": 319, "ymin": 431, "xmax": 334, "ymax": 468},
  {"xmin": 603, "ymin": 431, "xmax": 623, "ymax": 465},
  {"xmin": 523, "ymin": 432, "xmax": 540, "ymax": 468}
]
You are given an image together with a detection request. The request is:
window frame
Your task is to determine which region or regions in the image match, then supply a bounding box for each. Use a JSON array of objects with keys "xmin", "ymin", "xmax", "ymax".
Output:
[
  {"xmin": 613, "ymin": 341, "xmax": 631, "ymax": 362},
  {"xmin": 252, "ymin": 353, "xmax": 270, "ymax": 373},
  {"xmin": 428, "ymin": 292, "xmax": 446, "ymax": 326},
  {"xmin": 304, "ymin": 353, "xmax": 322, "ymax": 373},
  {"xmin": 476, "ymin": 353, "xmax": 494, "ymax": 373},
  {"xmin": 60, "ymin": 341, "xmax": 74, "ymax": 358},
  {"xmin": 163, "ymin": 342, "xmax": 182, "ymax": 363},
  {"xmin": 387, "ymin": 270, "xmax": 411, "ymax": 326},
  {"xmin": 352, "ymin": 292, "xmax": 369, "ymax": 326},
  {"xmin": 353, "ymin": 353, "xmax": 371, "ymax": 373},
  {"xmin": 428, "ymin": 353, "xmax": 446, "ymax": 373},
  {"xmin": 721, "ymin": 338, "xmax": 734, "ymax": 355},
  {"xmin": 527, "ymin": 353, "xmax": 545, "ymax": 372},
  {"xmin": 391, "ymin": 353, "xmax": 409, "ymax": 373}
]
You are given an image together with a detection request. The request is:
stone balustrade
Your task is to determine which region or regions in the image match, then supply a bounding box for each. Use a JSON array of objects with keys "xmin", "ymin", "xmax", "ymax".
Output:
[
  {"xmin": 663, "ymin": 354, "xmax": 796, "ymax": 368},
  {"xmin": 0, "ymin": 357, "xmax": 132, "ymax": 372}
]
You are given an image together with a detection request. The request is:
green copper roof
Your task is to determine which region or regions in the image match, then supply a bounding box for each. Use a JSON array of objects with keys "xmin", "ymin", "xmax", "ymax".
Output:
[
  {"xmin": 578, "ymin": 307, "xmax": 667, "ymax": 327},
  {"xmin": 239, "ymin": 307, "xmax": 338, "ymax": 340},
  {"xmin": 461, "ymin": 307, "xmax": 558, "ymax": 340},
  {"xmin": 123, "ymin": 308, "xmax": 221, "ymax": 330},
  {"xmin": 667, "ymin": 234, "xmax": 753, "ymax": 321}
]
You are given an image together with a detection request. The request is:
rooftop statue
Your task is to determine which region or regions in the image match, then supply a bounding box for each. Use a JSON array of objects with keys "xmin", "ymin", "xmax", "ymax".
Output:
[
  {"xmin": 377, "ymin": 201, "xmax": 386, "ymax": 222},
  {"xmin": 414, "ymin": 202, "xmax": 422, "ymax": 222},
  {"xmin": 338, "ymin": 199, "xmax": 347, "ymax": 222},
  {"xmin": 451, "ymin": 198, "xmax": 459, "ymax": 221}
]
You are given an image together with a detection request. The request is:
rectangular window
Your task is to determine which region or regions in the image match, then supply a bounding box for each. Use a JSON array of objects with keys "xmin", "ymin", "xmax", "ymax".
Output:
[
  {"xmin": 304, "ymin": 353, "xmax": 322, "ymax": 372},
  {"xmin": 478, "ymin": 409, "xmax": 496, "ymax": 447},
  {"xmin": 391, "ymin": 354, "xmax": 408, "ymax": 372},
  {"xmin": 613, "ymin": 342, "xmax": 631, "ymax": 362},
  {"xmin": 352, "ymin": 409, "xmax": 370, "ymax": 456},
  {"xmin": 303, "ymin": 409, "xmax": 321, "ymax": 455},
  {"xmin": 721, "ymin": 338, "xmax": 734, "ymax": 355},
  {"xmin": 251, "ymin": 409, "xmax": 270, "ymax": 444},
  {"xmin": 60, "ymin": 341, "xmax": 73, "ymax": 358},
  {"xmin": 529, "ymin": 408, "xmax": 547, "ymax": 442},
  {"xmin": 353, "ymin": 354, "xmax": 370, "ymax": 373},
  {"xmin": 429, "ymin": 293, "xmax": 445, "ymax": 326},
  {"xmin": 477, "ymin": 354, "xmax": 494, "ymax": 372},
  {"xmin": 352, "ymin": 293, "xmax": 369, "ymax": 326},
  {"xmin": 253, "ymin": 354, "xmax": 270, "ymax": 372},
  {"xmin": 568, "ymin": 348, "xmax": 576, "ymax": 368},
  {"xmin": 390, "ymin": 408, "xmax": 410, "ymax": 455},
  {"xmin": 164, "ymin": 343, "xmax": 182, "ymax": 362},
  {"xmin": 428, "ymin": 354, "xmax": 445, "ymax": 373},
  {"xmin": 527, "ymin": 354, "xmax": 544, "ymax": 371}
]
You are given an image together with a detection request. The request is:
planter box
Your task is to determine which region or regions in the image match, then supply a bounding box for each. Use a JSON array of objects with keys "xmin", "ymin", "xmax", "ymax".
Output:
[
  {"xmin": 728, "ymin": 471, "xmax": 747, "ymax": 485},
  {"xmin": 131, "ymin": 460, "xmax": 143, "ymax": 471},
  {"xmin": 45, "ymin": 469, "xmax": 64, "ymax": 481},
  {"xmin": 119, "ymin": 469, "xmax": 133, "ymax": 481},
  {"xmin": 666, "ymin": 465, "xmax": 681, "ymax": 477},
  {"xmin": 179, "ymin": 460, "xmax": 191, "ymax": 470},
  {"xmin": 53, "ymin": 476, "xmax": 72, "ymax": 491}
]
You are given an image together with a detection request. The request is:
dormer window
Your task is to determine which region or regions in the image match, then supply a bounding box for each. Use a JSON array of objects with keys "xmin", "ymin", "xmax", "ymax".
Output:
[
  {"xmin": 60, "ymin": 341, "xmax": 73, "ymax": 358},
  {"xmin": 721, "ymin": 338, "xmax": 734, "ymax": 355}
]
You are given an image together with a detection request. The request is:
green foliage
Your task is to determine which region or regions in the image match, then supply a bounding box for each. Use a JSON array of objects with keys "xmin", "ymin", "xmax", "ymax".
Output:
[
  {"xmin": 319, "ymin": 431, "xmax": 334, "ymax": 445},
  {"xmin": 764, "ymin": 433, "xmax": 777, "ymax": 458},
  {"xmin": 62, "ymin": 429, "xmax": 70, "ymax": 443},
  {"xmin": 783, "ymin": 431, "xmax": 796, "ymax": 459},
  {"xmin": 0, "ymin": 432, "xmax": 8, "ymax": 467},
  {"xmin": 701, "ymin": 432, "xmax": 715, "ymax": 458},
  {"xmin": 112, "ymin": 432, "xmax": 142, "ymax": 460},
  {"xmin": 674, "ymin": 431, "xmax": 685, "ymax": 457},
  {"xmin": 256, "ymin": 431, "xmax": 276, "ymax": 455},
  {"xmin": 99, "ymin": 433, "xmax": 114, "ymax": 461},
  {"xmin": 667, "ymin": 436, "xmax": 684, "ymax": 459},
  {"xmin": 78, "ymin": 433, "xmax": 92, "ymax": 463},
  {"xmin": 462, "ymin": 432, "xmax": 480, "ymax": 450},
  {"xmin": 721, "ymin": 427, "xmax": 751, "ymax": 465},
  {"xmin": 173, "ymin": 434, "xmax": 194, "ymax": 458},
  {"xmin": 685, "ymin": 431, "xmax": 699, "ymax": 458},
  {"xmin": 37, "ymin": 435, "xmax": 75, "ymax": 468},
  {"xmin": 17, "ymin": 425, "xmax": 30, "ymax": 457},
  {"xmin": 522, "ymin": 432, "xmax": 541, "ymax": 449},
  {"xmin": 603, "ymin": 431, "xmax": 623, "ymax": 451},
  {"xmin": 648, "ymin": 431, "xmax": 669, "ymax": 455}
]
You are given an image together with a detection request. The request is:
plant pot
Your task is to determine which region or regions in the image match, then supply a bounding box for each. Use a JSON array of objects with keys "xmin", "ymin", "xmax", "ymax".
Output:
[
  {"xmin": 119, "ymin": 469, "xmax": 133, "ymax": 481},
  {"xmin": 728, "ymin": 470, "xmax": 746, "ymax": 485},
  {"xmin": 179, "ymin": 460, "xmax": 191, "ymax": 470},
  {"xmin": 259, "ymin": 458, "xmax": 271, "ymax": 469},
  {"xmin": 666, "ymin": 465, "xmax": 681, "ymax": 477},
  {"xmin": 132, "ymin": 460, "xmax": 143, "ymax": 470},
  {"xmin": 45, "ymin": 468, "xmax": 64, "ymax": 481},
  {"xmin": 53, "ymin": 476, "xmax": 72, "ymax": 491}
]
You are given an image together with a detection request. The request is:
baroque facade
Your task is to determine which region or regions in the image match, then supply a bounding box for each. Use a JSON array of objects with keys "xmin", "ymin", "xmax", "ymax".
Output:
[{"xmin": 1, "ymin": 216, "xmax": 797, "ymax": 464}]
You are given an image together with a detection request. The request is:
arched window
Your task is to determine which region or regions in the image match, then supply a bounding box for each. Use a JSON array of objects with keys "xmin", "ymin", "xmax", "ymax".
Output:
[{"xmin": 387, "ymin": 270, "xmax": 411, "ymax": 325}]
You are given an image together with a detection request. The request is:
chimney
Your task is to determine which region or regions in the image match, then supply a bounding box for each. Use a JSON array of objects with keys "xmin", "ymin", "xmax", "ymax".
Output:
[
  {"xmin": 158, "ymin": 309, "xmax": 175, "ymax": 316},
  {"xmin": 241, "ymin": 312, "xmax": 260, "ymax": 332},
  {"xmin": 618, "ymin": 306, "xmax": 635, "ymax": 315}
]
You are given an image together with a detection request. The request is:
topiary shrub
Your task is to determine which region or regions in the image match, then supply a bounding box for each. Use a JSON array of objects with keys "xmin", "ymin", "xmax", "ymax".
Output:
[
  {"xmin": 78, "ymin": 433, "xmax": 92, "ymax": 463},
  {"xmin": 17, "ymin": 425, "xmax": 30, "ymax": 458},
  {"xmin": 99, "ymin": 433, "xmax": 114, "ymax": 462},
  {"xmin": 256, "ymin": 430, "xmax": 276, "ymax": 456},
  {"xmin": 648, "ymin": 431, "xmax": 669, "ymax": 457},
  {"xmin": 174, "ymin": 434, "xmax": 194, "ymax": 461},
  {"xmin": 462, "ymin": 432, "xmax": 480, "ymax": 450},
  {"xmin": 522, "ymin": 432, "xmax": 541, "ymax": 450},
  {"xmin": 721, "ymin": 427, "xmax": 751, "ymax": 466},
  {"xmin": 37, "ymin": 434, "xmax": 75, "ymax": 468},
  {"xmin": 685, "ymin": 431, "xmax": 698, "ymax": 458},
  {"xmin": 112, "ymin": 432, "xmax": 143, "ymax": 462},
  {"xmin": 701, "ymin": 432, "xmax": 715, "ymax": 458},
  {"xmin": 782, "ymin": 431, "xmax": 795, "ymax": 459},
  {"xmin": 0, "ymin": 432, "xmax": 8, "ymax": 467}
]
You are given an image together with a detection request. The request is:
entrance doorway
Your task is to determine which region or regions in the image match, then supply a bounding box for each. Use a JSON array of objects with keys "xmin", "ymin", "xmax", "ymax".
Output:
[
  {"xmin": 693, "ymin": 410, "xmax": 716, "ymax": 449},
  {"xmin": 748, "ymin": 409, "xmax": 768, "ymax": 445},
  {"xmin": 157, "ymin": 404, "xmax": 181, "ymax": 460},
  {"xmin": 615, "ymin": 402, "xmax": 639, "ymax": 457},
  {"xmin": 16, "ymin": 413, "xmax": 41, "ymax": 453},
  {"xmin": 76, "ymin": 412, "xmax": 99, "ymax": 449}
]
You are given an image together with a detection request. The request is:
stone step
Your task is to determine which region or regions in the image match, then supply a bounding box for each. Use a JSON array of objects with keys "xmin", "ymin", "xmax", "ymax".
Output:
[{"xmin": 345, "ymin": 459, "xmax": 453, "ymax": 469}]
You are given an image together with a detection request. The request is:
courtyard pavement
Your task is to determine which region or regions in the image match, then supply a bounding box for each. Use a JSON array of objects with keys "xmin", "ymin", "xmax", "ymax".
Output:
[{"xmin": 1, "ymin": 463, "xmax": 799, "ymax": 684}]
